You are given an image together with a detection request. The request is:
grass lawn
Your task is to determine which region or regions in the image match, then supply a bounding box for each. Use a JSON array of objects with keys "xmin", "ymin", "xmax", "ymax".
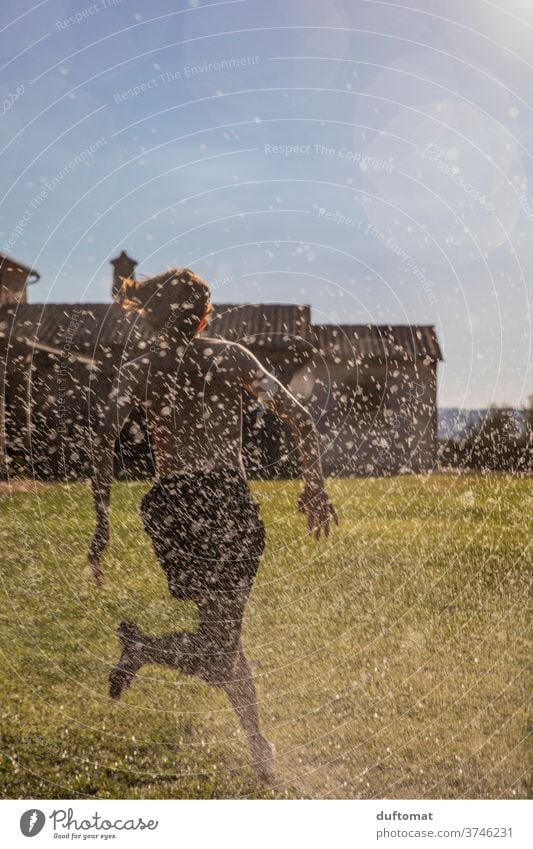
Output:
[{"xmin": 0, "ymin": 474, "xmax": 530, "ymax": 799}]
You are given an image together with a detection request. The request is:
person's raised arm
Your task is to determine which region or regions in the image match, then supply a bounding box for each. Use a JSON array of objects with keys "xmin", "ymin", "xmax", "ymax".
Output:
[
  {"xmin": 88, "ymin": 359, "xmax": 148, "ymax": 583},
  {"xmin": 236, "ymin": 345, "xmax": 338, "ymax": 540}
]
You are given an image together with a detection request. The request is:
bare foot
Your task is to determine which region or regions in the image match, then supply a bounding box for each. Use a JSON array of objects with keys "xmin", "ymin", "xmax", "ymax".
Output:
[
  {"xmin": 88, "ymin": 553, "xmax": 105, "ymax": 586},
  {"xmin": 251, "ymin": 737, "xmax": 276, "ymax": 784},
  {"xmin": 109, "ymin": 621, "xmax": 144, "ymax": 700},
  {"xmin": 93, "ymin": 567, "xmax": 105, "ymax": 586}
]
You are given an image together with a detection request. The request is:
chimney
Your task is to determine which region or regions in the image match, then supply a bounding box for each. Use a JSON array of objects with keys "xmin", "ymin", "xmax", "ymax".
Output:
[{"xmin": 110, "ymin": 250, "xmax": 138, "ymax": 299}]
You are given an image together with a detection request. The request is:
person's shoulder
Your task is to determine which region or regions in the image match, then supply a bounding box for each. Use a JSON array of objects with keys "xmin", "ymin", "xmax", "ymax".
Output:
[
  {"xmin": 114, "ymin": 349, "xmax": 161, "ymax": 385},
  {"xmin": 193, "ymin": 335, "xmax": 229, "ymax": 350},
  {"xmin": 118, "ymin": 349, "xmax": 158, "ymax": 372},
  {"xmin": 193, "ymin": 336, "xmax": 252, "ymax": 361}
]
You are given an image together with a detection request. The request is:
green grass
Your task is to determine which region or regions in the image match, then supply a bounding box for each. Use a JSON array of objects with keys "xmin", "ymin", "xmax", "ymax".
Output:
[{"xmin": 0, "ymin": 474, "xmax": 531, "ymax": 799}]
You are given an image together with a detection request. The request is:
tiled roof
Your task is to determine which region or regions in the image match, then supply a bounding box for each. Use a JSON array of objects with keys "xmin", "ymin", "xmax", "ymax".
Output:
[
  {"xmin": 0, "ymin": 303, "xmax": 312, "ymax": 353},
  {"xmin": 205, "ymin": 303, "xmax": 311, "ymax": 349},
  {"xmin": 0, "ymin": 304, "xmax": 443, "ymax": 362},
  {"xmin": 313, "ymin": 324, "xmax": 443, "ymax": 362},
  {"xmin": 0, "ymin": 303, "xmax": 152, "ymax": 355}
]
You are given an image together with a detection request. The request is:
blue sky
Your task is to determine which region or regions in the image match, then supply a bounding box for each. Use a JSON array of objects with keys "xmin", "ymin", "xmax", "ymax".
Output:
[{"xmin": 1, "ymin": 0, "xmax": 532, "ymax": 407}]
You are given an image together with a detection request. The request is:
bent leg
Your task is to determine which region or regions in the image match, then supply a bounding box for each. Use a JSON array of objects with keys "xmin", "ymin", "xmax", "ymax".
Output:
[
  {"xmin": 110, "ymin": 599, "xmax": 275, "ymax": 781},
  {"xmin": 108, "ymin": 594, "xmax": 242, "ymax": 699},
  {"xmin": 109, "ymin": 620, "xmax": 201, "ymax": 700}
]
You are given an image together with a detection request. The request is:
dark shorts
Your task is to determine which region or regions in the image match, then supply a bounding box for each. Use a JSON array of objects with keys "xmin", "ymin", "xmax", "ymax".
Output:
[{"xmin": 140, "ymin": 469, "xmax": 265, "ymax": 602}]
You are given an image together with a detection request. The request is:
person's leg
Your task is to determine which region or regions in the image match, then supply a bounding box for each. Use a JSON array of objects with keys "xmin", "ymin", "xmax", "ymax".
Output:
[
  {"xmin": 197, "ymin": 594, "xmax": 276, "ymax": 783},
  {"xmin": 108, "ymin": 590, "xmax": 241, "ymax": 701},
  {"xmin": 109, "ymin": 484, "xmax": 207, "ymax": 698},
  {"xmin": 113, "ymin": 476, "xmax": 274, "ymax": 778},
  {"xmin": 109, "ymin": 596, "xmax": 276, "ymax": 782},
  {"xmin": 108, "ymin": 619, "xmax": 201, "ymax": 700},
  {"xmin": 222, "ymin": 640, "xmax": 276, "ymax": 783}
]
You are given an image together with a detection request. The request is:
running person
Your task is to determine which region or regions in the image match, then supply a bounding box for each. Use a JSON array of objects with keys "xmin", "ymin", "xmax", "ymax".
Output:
[{"xmin": 89, "ymin": 268, "xmax": 337, "ymax": 782}]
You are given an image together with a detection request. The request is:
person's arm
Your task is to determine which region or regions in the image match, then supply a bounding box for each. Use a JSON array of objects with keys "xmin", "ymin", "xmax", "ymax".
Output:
[
  {"xmin": 88, "ymin": 360, "xmax": 148, "ymax": 583},
  {"xmin": 237, "ymin": 345, "xmax": 338, "ymax": 539}
]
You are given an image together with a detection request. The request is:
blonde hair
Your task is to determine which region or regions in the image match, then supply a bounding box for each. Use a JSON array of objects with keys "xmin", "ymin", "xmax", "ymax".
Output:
[{"xmin": 120, "ymin": 267, "xmax": 212, "ymax": 338}]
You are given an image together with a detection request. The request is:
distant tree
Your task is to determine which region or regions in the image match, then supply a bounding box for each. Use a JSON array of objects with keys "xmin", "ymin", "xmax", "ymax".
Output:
[{"xmin": 440, "ymin": 404, "xmax": 532, "ymax": 472}]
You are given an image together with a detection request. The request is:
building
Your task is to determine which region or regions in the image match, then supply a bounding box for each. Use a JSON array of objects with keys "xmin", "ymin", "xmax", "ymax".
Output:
[
  {"xmin": 207, "ymin": 306, "xmax": 442, "ymax": 475},
  {"xmin": 293, "ymin": 324, "xmax": 441, "ymax": 475},
  {"xmin": 0, "ymin": 298, "xmax": 152, "ymax": 478},
  {"xmin": 0, "ymin": 254, "xmax": 40, "ymax": 305},
  {"xmin": 0, "ymin": 252, "xmax": 443, "ymax": 479}
]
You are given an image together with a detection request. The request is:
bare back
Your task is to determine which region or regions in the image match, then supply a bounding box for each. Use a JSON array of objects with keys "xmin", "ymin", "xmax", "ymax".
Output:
[
  {"xmin": 142, "ymin": 337, "xmax": 251, "ymax": 477},
  {"xmin": 102, "ymin": 333, "xmax": 325, "ymax": 486},
  {"xmin": 90, "ymin": 326, "xmax": 336, "ymax": 583}
]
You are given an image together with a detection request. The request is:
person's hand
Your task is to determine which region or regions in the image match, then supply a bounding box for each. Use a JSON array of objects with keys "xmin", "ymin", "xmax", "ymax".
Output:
[
  {"xmin": 298, "ymin": 481, "xmax": 338, "ymax": 540},
  {"xmin": 88, "ymin": 513, "xmax": 109, "ymax": 585}
]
